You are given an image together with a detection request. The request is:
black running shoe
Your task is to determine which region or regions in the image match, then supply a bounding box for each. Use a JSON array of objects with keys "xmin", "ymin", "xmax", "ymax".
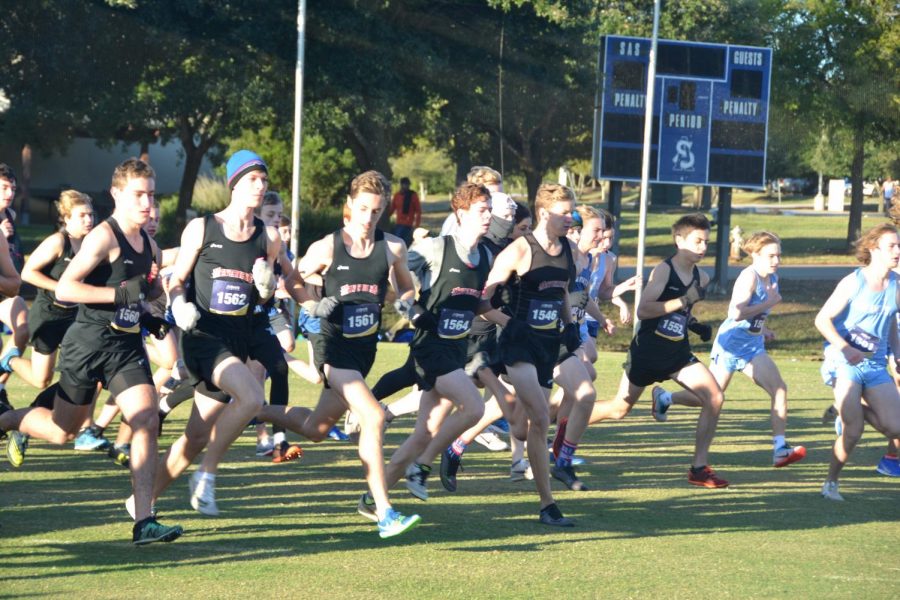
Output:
[
  {"xmin": 132, "ymin": 517, "xmax": 183, "ymax": 545},
  {"xmin": 551, "ymin": 464, "xmax": 589, "ymax": 491},
  {"xmin": 539, "ymin": 502, "xmax": 574, "ymax": 527},
  {"xmin": 439, "ymin": 449, "xmax": 462, "ymax": 493}
]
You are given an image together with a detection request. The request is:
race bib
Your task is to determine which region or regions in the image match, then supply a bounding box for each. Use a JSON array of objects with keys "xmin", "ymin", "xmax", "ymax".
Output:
[
  {"xmin": 209, "ymin": 280, "xmax": 252, "ymax": 316},
  {"xmin": 111, "ymin": 303, "xmax": 142, "ymax": 333},
  {"xmin": 527, "ymin": 299, "xmax": 561, "ymax": 330},
  {"xmin": 655, "ymin": 312, "xmax": 687, "ymax": 341},
  {"xmin": 846, "ymin": 326, "xmax": 879, "ymax": 357},
  {"xmin": 571, "ymin": 305, "xmax": 586, "ymax": 324},
  {"xmin": 437, "ymin": 309, "xmax": 474, "ymax": 339},
  {"xmin": 343, "ymin": 303, "xmax": 380, "ymax": 338},
  {"xmin": 747, "ymin": 314, "xmax": 766, "ymax": 335}
]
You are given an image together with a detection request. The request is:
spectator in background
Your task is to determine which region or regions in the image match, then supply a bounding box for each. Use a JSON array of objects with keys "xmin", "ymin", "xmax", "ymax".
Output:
[
  {"xmin": 388, "ymin": 177, "xmax": 421, "ymax": 246},
  {"xmin": 883, "ymin": 177, "xmax": 896, "ymax": 216}
]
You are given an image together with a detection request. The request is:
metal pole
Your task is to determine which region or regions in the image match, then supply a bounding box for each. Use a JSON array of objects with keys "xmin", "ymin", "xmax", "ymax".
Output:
[
  {"xmin": 632, "ymin": 0, "xmax": 662, "ymax": 334},
  {"xmin": 711, "ymin": 186, "xmax": 732, "ymax": 295},
  {"xmin": 289, "ymin": 0, "xmax": 307, "ymax": 327}
]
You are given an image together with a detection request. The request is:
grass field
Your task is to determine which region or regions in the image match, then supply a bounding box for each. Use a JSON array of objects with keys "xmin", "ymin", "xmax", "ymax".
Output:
[{"xmin": 3, "ymin": 341, "xmax": 899, "ymax": 599}]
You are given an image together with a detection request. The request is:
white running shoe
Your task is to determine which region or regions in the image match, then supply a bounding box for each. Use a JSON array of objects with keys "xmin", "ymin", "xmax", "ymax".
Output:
[
  {"xmin": 189, "ymin": 471, "xmax": 220, "ymax": 516},
  {"xmin": 821, "ymin": 480, "xmax": 844, "ymax": 502},
  {"xmin": 651, "ymin": 386, "xmax": 670, "ymax": 422},
  {"xmin": 510, "ymin": 458, "xmax": 534, "ymax": 482},
  {"xmin": 404, "ymin": 463, "xmax": 430, "ymax": 501},
  {"xmin": 255, "ymin": 439, "xmax": 274, "ymax": 457},
  {"xmin": 474, "ymin": 431, "xmax": 509, "ymax": 452}
]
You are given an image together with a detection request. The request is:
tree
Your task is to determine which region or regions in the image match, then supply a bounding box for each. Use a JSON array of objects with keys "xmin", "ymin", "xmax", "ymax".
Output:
[{"xmin": 772, "ymin": 1, "xmax": 900, "ymax": 249}]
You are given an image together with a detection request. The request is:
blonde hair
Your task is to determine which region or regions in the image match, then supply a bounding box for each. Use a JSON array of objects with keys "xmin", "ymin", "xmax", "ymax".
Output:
[
  {"xmin": 575, "ymin": 205, "xmax": 602, "ymax": 225},
  {"xmin": 56, "ymin": 189, "xmax": 92, "ymax": 226},
  {"xmin": 534, "ymin": 184, "xmax": 575, "ymax": 222},
  {"xmin": 742, "ymin": 231, "xmax": 781, "ymax": 256},
  {"xmin": 466, "ymin": 166, "xmax": 502, "ymax": 187},
  {"xmin": 855, "ymin": 223, "xmax": 898, "ymax": 265},
  {"xmin": 349, "ymin": 170, "xmax": 390, "ymax": 202}
]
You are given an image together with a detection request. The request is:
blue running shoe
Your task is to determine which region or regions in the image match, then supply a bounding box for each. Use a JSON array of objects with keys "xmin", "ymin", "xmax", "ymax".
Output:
[
  {"xmin": 377, "ymin": 508, "xmax": 421, "ymax": 539},
  {"xmin": 549, "ymin": 450, "xmax": 586, "ymax": 467},
  {"xmin": 0, "ymin": 347, "xmax": 20, "ymax": 374},
  {"xmin": 74, "ymin": 427, "xmax": 111, "ymax": 451},
  {"xmin": 327, "ymin": 426, "xmax": 350, "ymax": 442},
  {"xmin": 876, "ymin": 455, "xmax": 900, "ymax": 477},
  {"xmin": 488, "ymin": 418, "xmax": 509, "ymax": 435}
]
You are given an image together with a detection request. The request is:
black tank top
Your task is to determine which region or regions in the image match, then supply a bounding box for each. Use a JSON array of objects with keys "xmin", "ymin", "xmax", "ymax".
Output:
[
  {"xmin": 4, "ymin": 208, "xmax": 23, "ymax": 273},
  {"xmin": 33, "ymin": 231, "xmax": 78, "ymax": 316},
  {"xmin": 508, "ymin": 233, "xmax": 574, "ymax": 335},
  {"xmin": 322, "ymin": 229, "xmax": 389, "ymax": 339},
  {"xmin": 76, "ymin": 218, "xmax": 154, "ymax": 351},
  {"xmin": 189, "ymin": 214, "xmax": 268, "ymax": 336},
  {"xmin": 413, "ymin": 237, "xmax": 490, "ymax": 346},
  {"xmin": 636, "ymin": 257, "xmax": 700, "ymax": 347}
]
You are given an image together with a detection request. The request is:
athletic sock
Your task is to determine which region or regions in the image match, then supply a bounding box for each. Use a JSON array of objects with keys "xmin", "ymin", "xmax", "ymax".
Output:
[
  {"xmin": 884, "ymin": 453, "xmax": 898, "ymax": 460},
  {"xmin": 556, "ymin": 439, "xmax": 577, "ymax": 468},
  {"xmin": 773, "ymin": 435, "xmax": 786, "ymax": 450},
  {"xmin": 450, "ymin": 438, "xmax": 467, "ymax": 457},
  {"xmin": 198, "ymin": 471, "xmax": 215, "ymax": 484},
  {"xmin": 159, "ymin": 397, "xmax": 172, "ymax": 414},
  {"xmin": 273, "ymin": 431, "xmax": 286, "ymax": 445}
]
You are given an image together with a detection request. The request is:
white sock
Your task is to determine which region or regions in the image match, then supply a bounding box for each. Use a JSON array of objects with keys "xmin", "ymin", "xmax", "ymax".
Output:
[
  {"xmin": 773, "ymin": 435, "xmax": 786, "ymax": 450},
  {"xmin": 273, "ymin": 432, "xmax": 286, "ymax": 445},
  {"xmin": 159, "ymin": 398, "xmax": 172, "ymax": 413}
]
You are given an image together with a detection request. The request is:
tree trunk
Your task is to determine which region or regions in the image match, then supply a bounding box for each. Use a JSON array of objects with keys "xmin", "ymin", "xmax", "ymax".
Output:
[
  {"xmin": 845, "ymin": 126, "xmax": 866, "ymax": 252},
  {"xmin": 19, "ymin": 144, "xmax": 31, "ymax": 225},
  {"xmin": 524, "ymin": 167, "xmax": 542, "ymax": 212},
  {"xmin": 175, "ymin": 136, "xmax": 208, "ymax": 232}
]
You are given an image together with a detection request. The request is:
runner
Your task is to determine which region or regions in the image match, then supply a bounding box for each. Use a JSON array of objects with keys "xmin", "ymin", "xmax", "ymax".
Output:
[
  {"xmin": 585, "ymin": 213, "xmax": 729, "ymax": 488},
  {"xmin": 0, "ymin": 158, "xmax": 182, "ymax": 544},
  {"xmin": 257, "ymin": 170, "xmax": 421, "ymax": 538},
  {"xmin": 815, "ymin": 223, "xmax": 900, "ymax": 500},
  {"xmin": 0, "ymin": 164, "xmax": 30, "ymax": 406}
]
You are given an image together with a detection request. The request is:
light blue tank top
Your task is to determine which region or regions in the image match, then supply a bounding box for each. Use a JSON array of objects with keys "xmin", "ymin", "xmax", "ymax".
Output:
[
  {"xmin": 826, "ymin": 268, "xmax": 899, "ymax": 363},
  {"xmin": 584, "ymin": 253, "xmax": 608, "ymax": 324},
  {"xmin": 714, "ymin": 267, "xmax": 774, "ymax": 355}
]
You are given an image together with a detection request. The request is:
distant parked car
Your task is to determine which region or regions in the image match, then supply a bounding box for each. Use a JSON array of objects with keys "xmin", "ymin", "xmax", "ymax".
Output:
[
  {"xmin": 844, "ymin": 180, "xmax": 877, "ymax": 196},
  {"xmin": 774, "ymin": 177, "xmax": 810, "ymax": 194}
]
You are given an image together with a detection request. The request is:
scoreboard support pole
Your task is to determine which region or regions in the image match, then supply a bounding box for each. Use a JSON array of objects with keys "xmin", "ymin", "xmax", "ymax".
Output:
[
  {"xmin": 710, "ymin": 186, "xmax": 732, "ymax": 295},
  {"xmin": 608, "ymin": 180, "xmax": 623, "ymax": 257}
]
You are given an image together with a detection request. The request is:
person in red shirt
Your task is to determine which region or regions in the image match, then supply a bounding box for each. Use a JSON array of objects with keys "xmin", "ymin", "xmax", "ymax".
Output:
[{"xmin": 388, "ymin": 177, "xmax": 421, "ymax": 246}]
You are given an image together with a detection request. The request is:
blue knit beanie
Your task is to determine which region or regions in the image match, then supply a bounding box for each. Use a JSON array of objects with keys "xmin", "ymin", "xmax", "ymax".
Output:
[{"xmin": 226, "ymin": 150, "xmax": 268, "ymax": 189}]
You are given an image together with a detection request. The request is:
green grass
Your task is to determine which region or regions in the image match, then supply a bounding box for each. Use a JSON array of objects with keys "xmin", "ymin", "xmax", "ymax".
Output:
[{"xmin": 2, "ymin": 342, "xmax": 899, "ymax": 599}]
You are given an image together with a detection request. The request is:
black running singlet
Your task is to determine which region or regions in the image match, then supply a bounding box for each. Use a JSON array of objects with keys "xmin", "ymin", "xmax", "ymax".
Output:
[
  {"xmin": 322, "ymin": 229, "xmax": 389, "ymax": 339},
  {"xmin": 413, "ymin": 237, "xmax": 489, "ymax": 346},
  {"xmin": 77, "ymin": 218, "xmax": 154, "ymax": 351},
  {"xmin": 189, "ymin": 214, "xmax": 268, "ymax": 336},
  {"xmin": 33, "ymin": 231, "xmax": 78, "ymax": 316},
  {"xmin": 636, "ymin": 257, "xmax": 699, "ymax": 346},
  {"xmin": 3, "ymin": 208, "xmax": 23, "ymax": 273},
  {"xmin": 507, "ymin": 233, "xmax": 575, "ymax": 334}
]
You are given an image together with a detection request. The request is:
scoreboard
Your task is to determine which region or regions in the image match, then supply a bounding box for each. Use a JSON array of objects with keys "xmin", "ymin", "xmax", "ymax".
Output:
[{"xmin": 592, "ymin": 35, "xmax": 772, "ymax": 189}]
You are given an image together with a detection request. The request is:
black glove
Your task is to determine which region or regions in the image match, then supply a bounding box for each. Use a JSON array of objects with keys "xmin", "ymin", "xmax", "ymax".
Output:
[
  {"xmin": 682, "ymin": 280, "xmax": 706, "ymax": 308},
  {"xmin": 688, "ymin": 318, "xmax": 712, "ymax": 342},
  {"xmin": 140, "ymin": 313, "xmax": 171, "ymax": 340},
  {"xmin": 114, "ymin": 274, "xmax": 151, "ymax": 306},
  {"xmin": 562, "ymin": 323, "xmax": 582, "ymax": 352},
  {"xmin": 409, "ymin": 304, "xmax": 438, "ymax": 331},
  {"xmin": 490, "ymin": 284, "xmax": 513, "ymax": 309},
  {"xmin": 500, "ymin": 317, "xmax": 530, "ymax": 345},
  {"xmin": 312, "ymin": 296, "xmax": 340, "ymax": 318}
]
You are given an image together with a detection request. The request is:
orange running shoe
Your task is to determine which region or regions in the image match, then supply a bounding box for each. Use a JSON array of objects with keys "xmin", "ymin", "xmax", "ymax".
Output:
[
  {"xmin": 688, "ymin": 465, "xmax": 729, "ymax": 488},
  {"xmin": 272, "ymin": 441, "xmax": 303, "ymax": 464},
  {"xmin": 773, "ymin": 444, "xmax": 806, "ymax": 468}
]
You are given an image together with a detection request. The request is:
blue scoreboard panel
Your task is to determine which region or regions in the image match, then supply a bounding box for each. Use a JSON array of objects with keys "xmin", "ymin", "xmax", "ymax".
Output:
[{"xmin": 593, "ymin": 35, "xmax": 772, "ymax": 189}]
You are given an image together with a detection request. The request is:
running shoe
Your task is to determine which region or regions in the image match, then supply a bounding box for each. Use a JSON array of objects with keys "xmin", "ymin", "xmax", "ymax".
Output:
[
  {"xmin": 687, "ymin": 465, "xmax": 729, "ymax": 488},
  {"xmin": 377, "ymin": 508, "xmax": 421, "ymax": 539},
  {"xmin": 73, "ymin": 428, "xmax": 111, "ymax": 451},
  {"xmin": 327, "ymin": 426, "xmax": 350, "ymax": 442},
  {"xmin": 821, "ymin": 480, "xmax": 844, "ymax": 501},
  {"xmin": 132, "ymin": 517, "xmax": 183, "ymax": 545},
  {"xmin": 157, "ymin": 410, "xmax": 168, "ymax": 437},
  {"xmin": 189, "ymin": 471, "xmax": 219, "ymax": 516},
  {"xmin": 548, "ymin": 450, "xmax": 586, "ymax": 466},
  {"xmin": 834, "ymin": 416, "xmax": 843, "ymax": 437},
  {"xmin": 108, "ymin": 443, "xmax": 130, "ymax": 468},
  {"xmin": 488, "ymin": 417, "xmax": 510, "ymax": 435},
  {"xmin": 875, "ymin": 454, "xmax": 900, "ymax": 477},
  {"xmin": 255, "ymin": 439, "xmax": 274, "ymax": 457},
  {"xmin": 405, "ymin": 463, "xmax": 431, "ymax": 501},
  {"xmin": 510, "ymin": 458, "xmax": 533, "ymax": 482},
  {"xmin": 0, "ymin": 347, "xmax": 20, "ymax": 374},
  {"xmin": 551, "ymin": 463, "xmax": 588, "ymax": 491},
  {"xmin": 272, "ymin": 441, "xmax": 303, "ymax": 464},
  {"xmin": 439, "ymin": 449, "xmax": 462, "ymax": 492},
  {"xmin": 538, "ymin": 502, "xmax": 574, "ymax": 527},
  {"xmin": 821, "ymin": 404, "xmax": 838, "ymax": 424},
  {"xmin": 651, "ymin": 386, "xmax": 670, "ymax": 422},
  {"xmin": 474, "ymin": 431, "xmax": 509, "ymax": 452},
  {"xmin": 773, "ymin": 444, "xmax": 807, "ymax": 468},
  {"xmin": 357, "ymin": 493, "xmax": 378, "ymax": 522},
  {"xmin": 343, "ymin": 410, "xmax": 361, "ymax": 440},
  {"xmin": 6, "ymin": 431, "xmax": 28, "ymax": 468},
  {"xmin": 125, "ymin": 495, "xmax": 158, "ymax": 520}
]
